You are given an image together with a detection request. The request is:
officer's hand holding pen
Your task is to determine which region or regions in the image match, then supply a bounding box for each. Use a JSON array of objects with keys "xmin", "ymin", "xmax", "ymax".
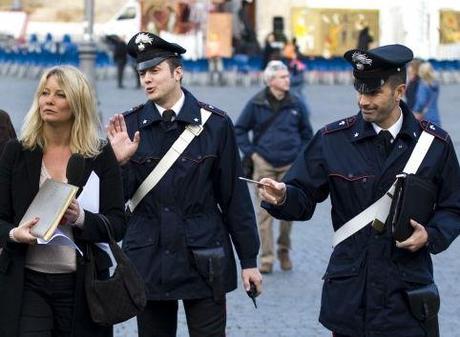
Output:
[
  {"xmin": 106, "ymin": 114, "xmax": 140, "ymax": 165},
  {"xmin": 258, "ymin": 178, "xmax": 287, "ymax": 206}
]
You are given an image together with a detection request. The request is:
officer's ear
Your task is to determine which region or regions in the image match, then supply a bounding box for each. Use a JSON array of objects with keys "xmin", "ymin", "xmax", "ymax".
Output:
[
  {"xmin": 174, "ymin": 66, "xmax": 183, "ymax": 82},
  {"xmin": 394, "ymin": 83, "xmax": 406, "ymax": 101}
]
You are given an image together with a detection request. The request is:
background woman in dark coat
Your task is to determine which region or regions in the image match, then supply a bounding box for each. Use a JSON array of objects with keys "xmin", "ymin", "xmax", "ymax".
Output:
[
  {"xmin": 0, "ymin": 65, "xmax": 126, "ymax": 337},
  {"xmin": 0, "ymin": 109, "xmax": 16, "ymax": 155}
]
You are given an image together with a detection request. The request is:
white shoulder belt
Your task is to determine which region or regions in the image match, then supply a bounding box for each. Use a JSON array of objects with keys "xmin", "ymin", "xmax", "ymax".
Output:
[
  {"xmin": 332, "ymin": 131, "xmax": 435, "ymax": 247},
  {"xmin": 126, "ymin": 108, "xmax": 212, "ymax": 213}
]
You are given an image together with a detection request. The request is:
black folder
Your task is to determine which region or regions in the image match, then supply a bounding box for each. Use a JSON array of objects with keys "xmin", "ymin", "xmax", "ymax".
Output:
[{"xmin": 388, "ymin": 174, "xmax": 437, "ymax": 242}]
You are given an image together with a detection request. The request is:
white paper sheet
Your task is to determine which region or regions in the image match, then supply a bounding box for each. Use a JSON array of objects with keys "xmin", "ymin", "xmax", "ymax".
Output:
[
  {"xmin": 37, "ymin": 228, "xmax": 83, "ymax": 256},
  {"xmin": 77, "ymin": 171, "xmax": 100, "ymax": 213}
]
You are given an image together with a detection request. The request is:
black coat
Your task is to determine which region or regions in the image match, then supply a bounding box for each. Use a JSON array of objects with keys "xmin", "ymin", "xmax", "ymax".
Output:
[
  {"xmin": 0, "ymin": 141, "xmax": 126, "ymax": 337},
  {"xmin": 0, "ymin": 110, "xmax": 16, "ymax": 156},
  {"xmin": 121, "ymin": 89, "xmax": 259, "ymax": 300},
  {"xmin": 264, "ymin": 103, "xmax": 460, "ymax": 337}
]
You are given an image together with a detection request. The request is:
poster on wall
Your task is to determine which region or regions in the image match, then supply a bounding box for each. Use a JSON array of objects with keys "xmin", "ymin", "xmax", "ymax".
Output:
[
  {"xmin": 440, "ymin": 10, "xmax": 460, "ymax": 44},
  {"xmin": 291, "ymin": 8, "xmax": 379, "ymax": 57},
  {"xmin": 206, "ymin": 12, "xmax": 232, "ymax": 58}
]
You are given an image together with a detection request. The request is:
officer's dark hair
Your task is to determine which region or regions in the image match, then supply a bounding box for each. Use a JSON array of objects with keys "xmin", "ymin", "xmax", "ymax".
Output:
[
  {"xmin": 164, "ymin": 56, "xmax": 183, "ymax": 75},
  {"xmin": 386, "ymin": 68, "xmax": 407, "ymax": 89}
]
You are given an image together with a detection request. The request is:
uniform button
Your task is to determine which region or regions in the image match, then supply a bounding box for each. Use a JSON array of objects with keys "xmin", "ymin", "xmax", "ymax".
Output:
[
  {"xmin": 164, "ymin": 207, "xmax": 170, "ymax": 212},
  {"xmin": 146, "ymin": 159, "xmax": 151, "ymax": 163},
  {"xmin": 165, "ymin": 250, "xmax": 170, "ymax": 255},
  {"xmin": 348, "ymin": 173, "xmax": 353, "ymax": 178},
  {"xmin": 216, "ymin": 240, "xmax": 221, "ymax": 245},
  {"xmin": 197, "ymin": 155, "xmax": 202, "ymax": 160},
  {"xmin": 181, "ymin": 158, "xmax": 186, "ymax": 162},
  {"xmin": 362, "ymin": 178, "xmax": 367, "ymax": 183},
  {"xmin": 165, "ymin": 292, "xmax": 170, "ymax": 297}
]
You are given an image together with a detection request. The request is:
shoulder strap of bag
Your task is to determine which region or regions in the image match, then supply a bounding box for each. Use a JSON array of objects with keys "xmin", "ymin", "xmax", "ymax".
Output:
[
  {"xmin": 332, "ymin": 131, "xmax": 435, "ymax": 247},
  {"xmin": 253, "ymin": 108, "xmax": 284, "ymax": 145},
  {"xmin": 126, "ymin": 108, "xmax": 212, "ymax": 213}
]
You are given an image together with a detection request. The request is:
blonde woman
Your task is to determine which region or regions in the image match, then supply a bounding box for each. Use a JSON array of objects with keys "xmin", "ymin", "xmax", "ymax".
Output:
[
  {"xmin": 413, "ymin": 61, "xmax": 441, "ymax": 125},
  {"xmin": 0, "ymin": 65, "xmax": 126, "ymax": 337}
]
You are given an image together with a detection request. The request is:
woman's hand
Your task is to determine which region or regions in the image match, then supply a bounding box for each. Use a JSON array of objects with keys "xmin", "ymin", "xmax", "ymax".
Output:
[
  {"xmin": 11, "ymin": 217, "xmax": 39, "ymax": 244},
  {"xmin": 62, "ymin": 199, "xmax": 80, "ymax": 225}
]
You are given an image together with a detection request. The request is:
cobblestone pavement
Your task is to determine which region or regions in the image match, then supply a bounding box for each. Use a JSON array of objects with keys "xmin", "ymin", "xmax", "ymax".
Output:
[{"xmin": 2, "ymin": 77, "xmax": 460, "ymax": 337}]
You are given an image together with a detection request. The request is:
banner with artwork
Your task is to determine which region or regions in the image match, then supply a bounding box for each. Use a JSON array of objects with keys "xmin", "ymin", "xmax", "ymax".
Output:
[
  {"xmin": 440, "ymin": 10, "xmax": 460, "ymax": 44},
  {"xmin": 291, "ymin": 8, "xmax": 379, "ymax": 57}
]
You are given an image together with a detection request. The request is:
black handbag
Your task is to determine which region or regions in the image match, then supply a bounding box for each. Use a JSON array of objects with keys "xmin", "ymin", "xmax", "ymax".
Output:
[
  {"xmin": 85, "ymin": 215, "xmax": 147, "ymax": 326},
  {"xmin": 388, "ymin": 174, "xmax": 437, "ymax": 242}
]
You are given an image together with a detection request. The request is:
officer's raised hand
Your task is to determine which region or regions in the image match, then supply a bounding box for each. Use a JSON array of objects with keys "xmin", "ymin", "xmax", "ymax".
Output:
[
  {"xmin": 258, "ymin": 178, "xmax": 287, "ymax": 206},
  {"xmin": 395, "ymin": 219, "xmax": 428, "ymax": 252},
  {"xmin": 107, "ymin": 114, "xmax": 140, "ymax": 165}
]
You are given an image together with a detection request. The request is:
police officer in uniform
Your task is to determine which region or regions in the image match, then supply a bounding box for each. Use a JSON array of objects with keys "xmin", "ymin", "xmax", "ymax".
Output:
[
  {"xmin": 258, "ymin": 44, "xmax": 460, "ymax": 337},
  {"xmin": 106, "ymin": 32, "xmax": 262, "ymax": 337}
]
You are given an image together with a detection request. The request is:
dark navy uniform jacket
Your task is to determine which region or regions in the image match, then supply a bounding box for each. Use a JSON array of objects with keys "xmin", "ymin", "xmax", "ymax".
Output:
[
  {"xmin": 263, "ymin": 102, "xmax": 460, "ymax": 337},
  {"xmin": 121, "ymin": 88, "xmax": 259, "ymax": 300}
]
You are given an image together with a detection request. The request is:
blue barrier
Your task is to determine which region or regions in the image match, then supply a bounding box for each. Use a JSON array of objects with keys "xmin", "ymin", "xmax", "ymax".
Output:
[{"xmin": 1, "ymin": 42, "xmax": 459, "ymax": 84}]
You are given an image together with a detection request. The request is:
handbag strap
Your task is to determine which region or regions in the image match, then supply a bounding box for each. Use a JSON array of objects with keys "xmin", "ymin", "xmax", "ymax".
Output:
[
  {"xmin": 97, "ymin": 213, "xmax": 115, "ymax": 243},
  {"xmin": 126, "ymin": 108, "xmax": 212, "ymax": 213},
  {"xmin": 332, "ymin": 131, "xmax": 435, "ymax": 247}
]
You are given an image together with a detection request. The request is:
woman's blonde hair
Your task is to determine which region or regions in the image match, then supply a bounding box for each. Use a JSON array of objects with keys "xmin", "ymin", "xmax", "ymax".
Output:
[
  {"xmin": 20, "ymin": 65, "xmax": 102, "ymax": 157},
  {"xmin": 418, "ymin": 62, "xmax": 437, "ymax": 85}
]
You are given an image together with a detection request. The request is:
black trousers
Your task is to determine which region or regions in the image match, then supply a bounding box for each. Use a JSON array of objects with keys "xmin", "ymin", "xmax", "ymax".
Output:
[
  {"xmin": 137, "ymin": 297, "xmax": 226, "ymax": 337},
  {"xmin": 19, "ymin": 269, "xmax": 76, "ymax": 337}
]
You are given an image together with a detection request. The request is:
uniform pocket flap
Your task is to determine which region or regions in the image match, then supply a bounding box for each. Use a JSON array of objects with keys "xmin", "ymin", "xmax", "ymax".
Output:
[
  {"xmin": 322, "ymin": 257, "xmax": 362, "ymax": 280},
  {"xmin": 122, "ymin": 214, "xmax": 159, "ymax": 251},
  {"xmin": 184, "ymin": 213, "xmax": 224, "ymax": 248}
]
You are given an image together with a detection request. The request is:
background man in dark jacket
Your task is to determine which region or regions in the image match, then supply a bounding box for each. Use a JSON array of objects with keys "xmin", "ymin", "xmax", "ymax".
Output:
[
  {"xmin": 257, "ymin": 44, "xmax": 460, "ymax": 337},
  {"xmin": 235, "ymin": 60, "xmax": 313, "ymax": 273},
  {"xmin": 108, "ymin": 35, "xmax": 128, "ymax": 89},
  {"xmin": 107, "ymin": 32, "xmax": 262, "ymax": 337}
]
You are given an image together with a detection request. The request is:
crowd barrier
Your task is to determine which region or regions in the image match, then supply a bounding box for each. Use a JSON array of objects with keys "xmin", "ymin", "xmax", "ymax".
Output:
[{"xmin": 1, "ymin": 44, "xmax": 460, "ymax": 85}]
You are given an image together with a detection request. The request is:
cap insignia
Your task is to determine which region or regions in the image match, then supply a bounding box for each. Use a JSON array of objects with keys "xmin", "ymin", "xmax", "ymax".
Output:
[
  {"xmin": 352, "ymin": 52, "xmax": 372, "ymax": 70},
  {"xmin": 135, "ymin": 33, "xmax": 153, "ymax": 52}
]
